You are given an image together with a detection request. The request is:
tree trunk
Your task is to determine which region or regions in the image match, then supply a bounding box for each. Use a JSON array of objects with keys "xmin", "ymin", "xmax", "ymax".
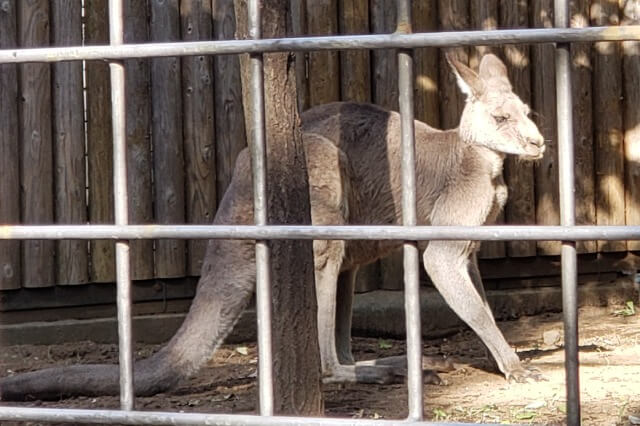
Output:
[{"xmin": 234, "ymin": 0, "xmax": 323, "ymax": 415}]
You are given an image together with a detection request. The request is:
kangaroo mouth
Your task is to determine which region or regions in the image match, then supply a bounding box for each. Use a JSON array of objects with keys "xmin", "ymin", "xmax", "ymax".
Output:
[{"xmin": 523, "ymin": 144, "xmax": 545, "ymax": 161}]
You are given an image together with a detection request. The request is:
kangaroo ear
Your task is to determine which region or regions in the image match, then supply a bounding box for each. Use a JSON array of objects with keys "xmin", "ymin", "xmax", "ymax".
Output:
[
  {"xmin": 478, "ymin": 54, "xmax": 509, "ymax": 80},
  {"xmin": 445, "ymin": 52, "xmax": 485, "ymax": 99}
]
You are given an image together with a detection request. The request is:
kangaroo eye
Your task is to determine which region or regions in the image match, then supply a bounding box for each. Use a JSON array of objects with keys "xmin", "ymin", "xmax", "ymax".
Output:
[{"xmin": 493, "ymin": 114, "xmax": 510, "ymax": 124}]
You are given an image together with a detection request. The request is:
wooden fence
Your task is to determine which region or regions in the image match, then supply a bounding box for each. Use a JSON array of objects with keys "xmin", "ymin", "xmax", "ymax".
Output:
[{"xmin": 0, "ymin": 0, "xmax": 638, "ymax": 291}]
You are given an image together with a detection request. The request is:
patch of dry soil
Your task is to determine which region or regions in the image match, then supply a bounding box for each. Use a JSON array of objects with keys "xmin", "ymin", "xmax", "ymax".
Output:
[{"xmin": 0, "ymin": 305, "xmax": 639, "ymax": 425}]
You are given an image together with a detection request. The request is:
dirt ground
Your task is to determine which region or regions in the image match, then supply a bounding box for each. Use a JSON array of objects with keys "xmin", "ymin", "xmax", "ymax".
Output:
[{"xmin": 0, "ymin": 305, "xmax": 639, "ymax": 425}]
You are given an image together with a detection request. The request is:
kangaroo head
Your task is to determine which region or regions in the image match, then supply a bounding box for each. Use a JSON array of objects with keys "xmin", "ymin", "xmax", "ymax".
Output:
[{"xmin": 446, "ymin": 53, "xmax": 545, "ymax": 160}]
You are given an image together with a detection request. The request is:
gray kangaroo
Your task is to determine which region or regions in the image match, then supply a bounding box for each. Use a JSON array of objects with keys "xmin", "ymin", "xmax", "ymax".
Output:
[{"xmin": 0, "ymin": 53, "xmax": 544, "ymax": 400}]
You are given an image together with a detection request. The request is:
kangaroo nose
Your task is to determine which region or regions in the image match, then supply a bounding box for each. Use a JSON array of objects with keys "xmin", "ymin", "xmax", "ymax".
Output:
[{"xmin": 529, "ymin": 136, "xmax": 544, "ymax": 147}]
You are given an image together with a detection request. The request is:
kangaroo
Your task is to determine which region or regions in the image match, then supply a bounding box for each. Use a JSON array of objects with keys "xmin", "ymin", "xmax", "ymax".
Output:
[{"xmin": 0, "ymin": 53, "xmax": 544, "ymax": 400}]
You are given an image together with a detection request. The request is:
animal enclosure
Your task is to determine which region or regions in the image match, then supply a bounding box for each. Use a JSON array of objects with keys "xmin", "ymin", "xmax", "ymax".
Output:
[
  {"xmin": 0, "ymin": 0, "xmax": 639, "ymax": 293},
  {"xmin": 0, "ymin": 0, "xmax": 639, "ymax": 425}
]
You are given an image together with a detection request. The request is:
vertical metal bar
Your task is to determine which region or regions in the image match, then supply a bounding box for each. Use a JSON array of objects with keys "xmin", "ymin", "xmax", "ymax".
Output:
[
  {"xmin": 108, "ymin": 0, "xmax": 135, "ymax": 411},
  {"xmin": 555, "ymin": 1, "xmax": 580, "ymax": 424},
  {"xmin": 248, "ymin": 0, "xmax": 274, "ymax": 416},
  {"xmin": 396, "ymin": 0, "xmax": 423, "ymax": 421}
]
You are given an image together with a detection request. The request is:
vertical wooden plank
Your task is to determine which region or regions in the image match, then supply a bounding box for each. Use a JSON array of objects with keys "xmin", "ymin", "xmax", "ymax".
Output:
[
  {"xmin": 371, "ymin": 0, "xmax": 398, "ymax": 110},
  {"xmin": 469, "ymin": 0, "xmax": 499, "ymax": 69},
  {"xmin": 85, "ymin": 0, "xmax": 115, "ymax": 283},
  {"xmin": 291, "ymin": 0, "xmax": 310, "ymax": 111},
  {"xmin": 499, "ymin": 0, "xmax": 537, "ymax": 257},
  {"xmin": 306, "ymin": 0, "xmax": 340, "ymax": 106},
  {"xmin": 125, "ymin": 0, "xmax": 154, "ymax": 280},
  {"xmin": 413, "ymin": 0, "xmax": 440, "ymax": 127},
  {"xmin": 181, "ymin": 0, "xmax": 217, "ymax": 275},
  {"xmin": 531, "ymin": 0, "xmax": 561, "ymax": 255},
  {"xmin": 591, "ymin": 0, "xmax": 627, "ymax": 252},
  {"xmin": 371, "ymin": 0, "xmax": 401, "ymax": 290},
  {"xmin": 438, "ymin": 0, "xmax": 469, "ymax": 129},
  {"xmin": 18, "ymin": 0, "xmax": 54, "ymax": 287},
  {"xmin": 339, "ymin": 0, "xmax": 371, "ymax": 102},
  {"xmin": 470, "ymin": 0, "xmax": 506, "ymax": 259},
  {"xmin": 621, "ymin": 0, "xmax": 640, "ymax": 251},
  {"xmin": 570, "ymin": 0, "xmax": 597, "ymax": 253},
  {"xmin": 51, "ymin": 0, "xmax": 88, "ymax": 285},
  {"xmin": 0, "ymin": 0, "xmax": 21, "ymax": 290},
  {"xmin": 212, "ymin": 0, "xmax": 247, "ymax": 200},
  {"xmin": 150, "ymin": 0, "xmax": 186, "ymax": 278}
]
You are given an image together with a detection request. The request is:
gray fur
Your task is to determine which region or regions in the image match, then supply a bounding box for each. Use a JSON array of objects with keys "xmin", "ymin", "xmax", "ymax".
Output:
[
  {"xmin": 303, "ymin": 55, "xmax": 544, "ymax": 384},
  {"xmin": 0, "ymin": 54, "xmax": 544, "ymax": 400}
]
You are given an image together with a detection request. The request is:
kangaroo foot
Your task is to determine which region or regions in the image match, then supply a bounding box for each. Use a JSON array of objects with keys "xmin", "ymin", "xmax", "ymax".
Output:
[
  {"xmin": 506, "ymin": 365, "xmax": 546, "ymax": 383},
  {"xmin": 323, "ymin": 364, "xmax": 403, "ymax": 385},
  {"xmin": 357, "ymin": 354, "xmax": 455, "ymax": 372},
  {"xmin": 323, "ymin": 355, "xmax": 454, "ymax": 385},
  {"xmin": 359, "ymin": 355, "xmax": 454, "ymax": 385}
]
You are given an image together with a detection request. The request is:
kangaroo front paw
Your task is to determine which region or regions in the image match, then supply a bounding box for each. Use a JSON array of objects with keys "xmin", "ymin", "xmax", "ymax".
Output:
[{"xmin": 506, "ymin": 366, "xmax": 546, "ymax": 383}]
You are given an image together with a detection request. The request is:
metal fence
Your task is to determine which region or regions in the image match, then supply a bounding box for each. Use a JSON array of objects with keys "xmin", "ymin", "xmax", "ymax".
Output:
[{"xmin": 0, "ymin": 0, "xmax": 639, "ymax": 425}]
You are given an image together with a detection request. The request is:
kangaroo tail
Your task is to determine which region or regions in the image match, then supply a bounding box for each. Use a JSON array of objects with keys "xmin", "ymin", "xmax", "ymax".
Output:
[
  {"xmin": 0, "ymin": 237, "xmax": 255, "ymax": 400},
  {"xmin": 0, "ymin": 151, "xmax": 257, "ymax": 401}
]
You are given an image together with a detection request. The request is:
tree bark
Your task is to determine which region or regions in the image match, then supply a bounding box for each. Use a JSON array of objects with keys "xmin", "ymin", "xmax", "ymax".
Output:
[{"xmin": 234, "ymin": 0, "xmax": 323, "ymax": 415}]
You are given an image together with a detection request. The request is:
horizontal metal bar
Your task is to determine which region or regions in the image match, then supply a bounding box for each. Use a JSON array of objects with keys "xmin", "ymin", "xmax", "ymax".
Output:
[
  {"xmin": 0, "ymin": 225, "xmax": 638, "ymax": 241},
  {"xmin": 0, "ymin": 26, "xmax": 638, "ymax": 64},
  {"xmin": 0, "ymin": 406, "xmax": 479, "ymax": 426}
]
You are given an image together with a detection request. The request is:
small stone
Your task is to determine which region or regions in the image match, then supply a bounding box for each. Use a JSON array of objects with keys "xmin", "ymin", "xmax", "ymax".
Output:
[
  {"xmin": 525, "ymin": 400, "xmax": 545, "ymax": 410},
  {"xmin": 542, "ymin": 329, "xmax": 562, "ymax": 347}
]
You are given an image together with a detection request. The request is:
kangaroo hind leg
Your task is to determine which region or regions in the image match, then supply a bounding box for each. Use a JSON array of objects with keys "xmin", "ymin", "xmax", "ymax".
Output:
[
  {"xmin": 319, "ymin": 248, "xmax": 451, "ymax": 384},
  {"xmin": 335, "ymin": 268, "xmax": 357, "ymax": 365},
  {"xmin": 423, "ymin": 240, "xmax": 543, "ymax": 382},
  {"xmin": 315, "ymin": 249, "xmax": 403, "ymax": 384},
  {"xmin": 308, "ymin": 135, "xmax": 411, "ymax": 384}
]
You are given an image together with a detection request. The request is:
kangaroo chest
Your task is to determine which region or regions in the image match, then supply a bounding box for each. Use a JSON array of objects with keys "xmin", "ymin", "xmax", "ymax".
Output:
[{"xmin": 487, "ymin": 174, "xmax": 508, "ymax": 224}]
